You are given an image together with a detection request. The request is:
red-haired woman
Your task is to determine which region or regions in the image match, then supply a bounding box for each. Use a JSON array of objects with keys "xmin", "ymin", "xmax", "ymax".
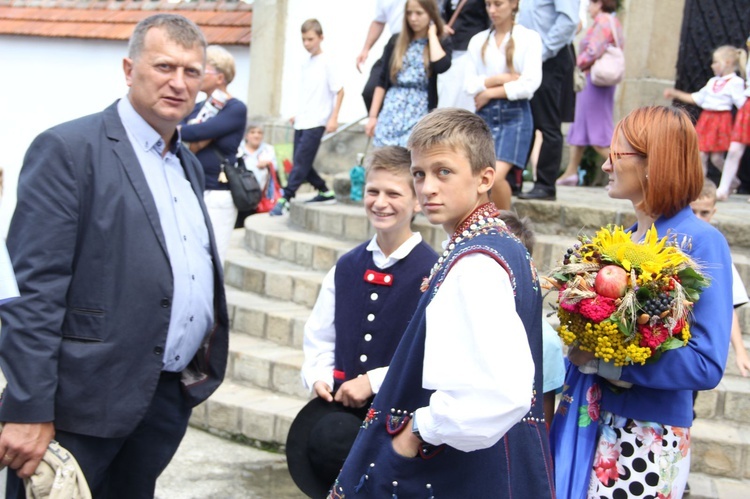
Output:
[{"xmin": 557, "ymin": 106, "xmax": 733, "ymax": 498}]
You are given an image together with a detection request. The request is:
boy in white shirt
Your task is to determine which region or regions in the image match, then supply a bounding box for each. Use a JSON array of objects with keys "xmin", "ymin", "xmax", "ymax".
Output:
[
  {"xmin": 271, "ymin": 19, "xmax": 344, "ymax": 215},
  {"xmin": 291, "ymin": 146, "xmax": 437, "ymax": 497},
  {"xmin": 330, "ymin": 108, "xmax": 553, "ymax": 498}
]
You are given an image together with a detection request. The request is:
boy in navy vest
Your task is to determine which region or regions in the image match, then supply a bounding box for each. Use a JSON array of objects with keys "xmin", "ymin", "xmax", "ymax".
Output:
[
  {"xmin": 330, "ymin": 108, "xmax": 554, "ymax": 497},
  {"xmin": 301, "ymin": 146, "xmax": 437, "ymax": 408}
]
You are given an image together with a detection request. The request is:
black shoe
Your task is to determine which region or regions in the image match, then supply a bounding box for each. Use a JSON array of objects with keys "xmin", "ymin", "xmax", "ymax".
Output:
[
  {"xmin": 683, "ymin": 482, "xmax": 691, "ymax": 496},
  {"xmin": 304, "ymin": 190, "xmax": 336, "ymax": 204},
  {"xmin": 518, "ymin": 187, "xmax": 556, "ymax": 201}
]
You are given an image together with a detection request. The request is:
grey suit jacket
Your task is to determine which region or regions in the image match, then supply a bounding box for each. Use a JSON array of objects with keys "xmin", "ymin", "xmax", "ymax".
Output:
[{"xmin": 0, "ymin": 102, "xmax": 229, "ymax": 438}]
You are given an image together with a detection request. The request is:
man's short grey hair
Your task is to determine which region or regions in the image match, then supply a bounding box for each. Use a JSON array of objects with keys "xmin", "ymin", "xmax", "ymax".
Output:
[{"xmin": 128, "ymin": 14, "xmax": 207, "ymax": 60}]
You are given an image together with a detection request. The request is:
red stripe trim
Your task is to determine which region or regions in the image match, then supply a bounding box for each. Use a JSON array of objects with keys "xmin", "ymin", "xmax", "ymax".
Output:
[{"xmin": 333, "ymin": 369, "xmax": 346, "ymax": 380}]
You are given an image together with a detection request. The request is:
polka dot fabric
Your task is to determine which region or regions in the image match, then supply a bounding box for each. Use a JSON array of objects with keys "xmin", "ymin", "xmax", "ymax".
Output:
[{"xmin": 587, "ymin": 411, "xmax": 690, "ymax": 498}]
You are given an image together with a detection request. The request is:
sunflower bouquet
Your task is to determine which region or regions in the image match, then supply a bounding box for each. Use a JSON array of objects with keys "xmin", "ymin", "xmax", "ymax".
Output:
[{"xmin": 544, "ymin": 224, "xmax": 709, "ymax": 366}]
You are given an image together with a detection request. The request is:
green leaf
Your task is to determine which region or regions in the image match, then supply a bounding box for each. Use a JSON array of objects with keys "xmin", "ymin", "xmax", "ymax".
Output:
[
  {"xmin": 578, "ymin": 405, "xmax": 592, "ymax": 427},
  {"xmin": 660, "ymin": 337, "xmax": 685, "ymax": 351},
  {"xmin": 553, "ymin": 272, "xmax": 570, "ymax": 282}
]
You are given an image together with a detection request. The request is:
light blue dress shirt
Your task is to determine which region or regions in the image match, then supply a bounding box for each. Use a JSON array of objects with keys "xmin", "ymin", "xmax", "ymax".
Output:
[
  {"xmin": 518, "ymin": 0, "xmax": 580, "ymax": 62},
  {"xmin": 118, "ymin": 97, "xmax": 214, "ymax": 372}
]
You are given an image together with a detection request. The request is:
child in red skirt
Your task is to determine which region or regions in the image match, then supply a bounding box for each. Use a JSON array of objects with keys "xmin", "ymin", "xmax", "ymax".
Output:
[
  {"xmin": 720, "ymin": 37, "xmax": 750, "ymax": 202},
  {"xmin": 664, "ymin": 45, "xmax": 746, "ymax": 195}
]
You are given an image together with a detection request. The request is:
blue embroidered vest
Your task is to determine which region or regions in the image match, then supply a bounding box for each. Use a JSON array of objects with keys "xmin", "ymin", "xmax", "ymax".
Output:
[
  {"xmin": 333, "ymin": 241, "xmax": 437, "ymax": 389},
  {"xmin": 329, "ymin": 225, "xmax": 554, "ymax": 498}
]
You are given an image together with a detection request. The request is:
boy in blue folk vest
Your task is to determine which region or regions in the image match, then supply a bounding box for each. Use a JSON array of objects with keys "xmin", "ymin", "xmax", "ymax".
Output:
[
  {"xmin": 289, "ymin": 146, "xmax": 437, "ymax": 497},
  {"xmin": 330, "ymin": 108, "xmax": 554, "ymax": 498}
]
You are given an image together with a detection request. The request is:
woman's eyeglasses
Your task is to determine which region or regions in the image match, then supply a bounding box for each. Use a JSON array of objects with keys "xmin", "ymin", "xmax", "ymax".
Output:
[{"xmin": 608, "ymin": 152, "xmax": 644, "ymax": 164}]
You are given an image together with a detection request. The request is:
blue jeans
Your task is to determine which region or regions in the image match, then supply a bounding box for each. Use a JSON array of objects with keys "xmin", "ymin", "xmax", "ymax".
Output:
[{"xmin": 477, "ymin": 99, "xmax": 534, "ymax": 169}]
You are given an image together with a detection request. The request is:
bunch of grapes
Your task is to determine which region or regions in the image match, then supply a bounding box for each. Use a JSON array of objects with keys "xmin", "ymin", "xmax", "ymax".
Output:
[{"xmin": 640, "ymin": 292, "xmax": 672, "ymax": 317}]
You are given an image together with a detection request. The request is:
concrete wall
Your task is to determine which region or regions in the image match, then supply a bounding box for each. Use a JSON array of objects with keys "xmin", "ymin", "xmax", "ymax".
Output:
[
  {"xmin": 0, "ymin": 35, "xmax": 250, "ymax": 236},
  {"xmin": 614, "ymin": 0, "xmax": 685, "ymax": 120}
]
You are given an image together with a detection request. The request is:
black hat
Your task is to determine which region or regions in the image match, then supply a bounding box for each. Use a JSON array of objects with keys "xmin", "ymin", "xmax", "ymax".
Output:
[{"xmin": 286, "ymin": 398, "xmax": 363, "ymax": 498}]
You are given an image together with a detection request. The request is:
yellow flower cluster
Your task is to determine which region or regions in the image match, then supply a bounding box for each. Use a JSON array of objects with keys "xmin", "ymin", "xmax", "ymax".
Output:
[
  {"xmin": 586, "ymin": 225, "xmax": 690, "ymax": 274},
  {"xmin": 558, "ymin": 310, "xmax": 653, "ymax": 366}
]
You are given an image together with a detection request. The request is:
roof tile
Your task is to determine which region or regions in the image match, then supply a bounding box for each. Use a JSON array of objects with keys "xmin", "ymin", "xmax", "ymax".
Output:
[{"xmin": 0, "ymin": 0, "xmax": 253, "ymax": 44}]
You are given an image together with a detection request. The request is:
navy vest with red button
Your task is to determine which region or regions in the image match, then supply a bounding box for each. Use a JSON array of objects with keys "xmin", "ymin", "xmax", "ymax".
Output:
[
  {"xmin": 329, "ymin": 227, "xmax": 554, "ymax": 498},
  {"xmin": 332, "ymin": 240, "xmax": 437, "ymax": 390}
]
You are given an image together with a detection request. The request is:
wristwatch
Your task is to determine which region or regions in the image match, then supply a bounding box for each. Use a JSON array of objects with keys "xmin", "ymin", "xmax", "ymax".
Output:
[{"xmin": 411, "ymin": 412, "xmax": 424, "ymax": 442}]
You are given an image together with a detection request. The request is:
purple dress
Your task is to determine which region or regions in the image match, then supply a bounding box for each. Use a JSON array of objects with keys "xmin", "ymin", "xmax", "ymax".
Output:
[{"xmin": 567, "ymin": 13, "xmax": 624, "ymax": 148}]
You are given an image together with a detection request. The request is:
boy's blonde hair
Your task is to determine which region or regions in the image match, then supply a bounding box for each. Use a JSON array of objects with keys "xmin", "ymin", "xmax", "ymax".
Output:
[
  {"xmin": 698, "ymin": 178, "xmax": 718, "ymax": 203},
  {"xmin": 407, "ymin": 108, "xmax": 496, "ymax": 175},
  {"xmin": 497, "ymin": 210, "xmax": 536, "ymax": 253},
  {"xmin": 301, "ymin": 19, "xmax": 323, "ymax": 36},
  {"xmin": 365, "ymin": 146, "xmax": 415, "ymax": 194},
  {"xmin": 206, "ymin": 45, "xmax": 236, "ymax": 84}
]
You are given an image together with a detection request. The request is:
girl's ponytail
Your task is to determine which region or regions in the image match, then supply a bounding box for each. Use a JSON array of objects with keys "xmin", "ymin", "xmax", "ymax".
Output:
[{"xmin": 737, "ymin": 47, "xmax": 748, "ymax": 80}]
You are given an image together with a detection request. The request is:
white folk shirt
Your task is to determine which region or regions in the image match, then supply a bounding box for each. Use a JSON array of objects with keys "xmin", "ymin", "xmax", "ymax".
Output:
[
  {"xmin": 464, "ymin": 24, "xmax": 544, "ymax": 101},
  {"xmin": 414, "ymin": 252, "xmax": 535, "ymax": 452},
  {"xmin": 691, "ymin": 73, "xmax": 746, "ymax": 111},
  {"xmin": 294, "ymin": 52, "xmax": 344, "ymax": 130},
  {"xmin": 301, "ymin": 233, "xmax": 424, "ymax": 393}
]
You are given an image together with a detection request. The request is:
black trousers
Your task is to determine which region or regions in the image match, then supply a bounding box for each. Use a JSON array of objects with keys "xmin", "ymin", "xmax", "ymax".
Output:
[
  {"xmin": 529, "ymin": 45, "xmax": 575, "ymax": 193},
  {"xmin": 6, "ymin": 372, "xmax": 191, "ymax": 499},
  {"xmin": 284, "ymin": 126, "xmax": 328, "ymax": 199}
]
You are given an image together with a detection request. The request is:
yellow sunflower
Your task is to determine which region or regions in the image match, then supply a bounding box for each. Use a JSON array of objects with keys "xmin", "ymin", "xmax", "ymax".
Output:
[{"xmin": 588, "ymin": 225, "xmax": 690, "ymax": 274}]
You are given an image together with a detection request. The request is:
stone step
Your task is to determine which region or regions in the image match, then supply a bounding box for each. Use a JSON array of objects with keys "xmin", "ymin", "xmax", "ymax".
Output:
[
  {"xmin": 687, "ymin": 472, "xmax": 750, "ymax": 499},
  {"xmin": 695, "ymin": 373, "xmax": 750, "ymax": 425},
  {"xmin": 225, "ymin": 247, "xmax": 327, "ymax": 309},
  {"xmin": 690, "ymin": 418, "xmax": 750, "ymax": 480},
  {"xmin": 287, "ymin": 199, "xmax": 447, "ymax": 251},
  {"xmin": 242, "ymin": 211, "xmax": 358, "ymax": 271},
  {"xmin": 228, "ymin": 334, "xmax": 307, "ymax": 400},
  {"xmin": 226, "ymin": 285, "xmax": 310, "ymax": 349},
  {"xmin": 190, "ymin": 380, "xmax": 308, "ymax": 449}
]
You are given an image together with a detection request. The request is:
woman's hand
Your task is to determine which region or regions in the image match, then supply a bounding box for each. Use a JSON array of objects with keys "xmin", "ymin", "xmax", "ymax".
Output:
[
  {"xmin": 474, "ymin": 90, "xmax": 491, "ymax": 111},
  {"xmin": 567, "ymin": 345, "xmax": 596, "ymax": 367},
  {"xmin": 365, "ymin": 117, "xmax": 378, "ymax": 137},
  {"xmin": 391, "ymin": 419, "xmax": 421, "ymax": 458}
]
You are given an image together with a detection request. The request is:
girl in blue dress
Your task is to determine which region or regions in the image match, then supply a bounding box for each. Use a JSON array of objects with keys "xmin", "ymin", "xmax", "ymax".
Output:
[{"xmin": 365, "ymin": 0, "xmax": 452, "ymax": 147}]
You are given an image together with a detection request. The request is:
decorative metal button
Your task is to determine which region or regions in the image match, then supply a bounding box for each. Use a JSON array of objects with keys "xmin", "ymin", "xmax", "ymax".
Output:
[
  {"xmin": 364, "ymin": 333, "xmax": 372, "ymax": 342},
  {"xmin": 370, "ymin": 292, "xmax": 378, "ymax": 301},
  {"xmin": 367, "ymin": 313, "xmax": 375, "ymax": 321},
  {"xmin": 360, "ymin": 354, "xmax": 368, "ymax": 362}
]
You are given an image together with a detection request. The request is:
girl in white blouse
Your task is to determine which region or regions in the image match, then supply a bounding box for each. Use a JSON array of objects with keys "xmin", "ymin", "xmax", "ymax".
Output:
[{"xmin": 464, "ymin": 0, "xmax": 542, "ymax": 210}]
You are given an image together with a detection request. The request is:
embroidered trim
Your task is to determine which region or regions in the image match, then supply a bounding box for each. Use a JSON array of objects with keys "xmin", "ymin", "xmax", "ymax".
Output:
[{"xmin": 421, "ymin": 202, "xmax": 506, "ymax": 292}]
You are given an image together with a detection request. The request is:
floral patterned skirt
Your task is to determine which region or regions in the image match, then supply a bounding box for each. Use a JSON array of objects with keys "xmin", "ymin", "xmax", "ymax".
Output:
[{"xmin": 587, "ymin": 411, "xmax": 690, "ymax": 499}]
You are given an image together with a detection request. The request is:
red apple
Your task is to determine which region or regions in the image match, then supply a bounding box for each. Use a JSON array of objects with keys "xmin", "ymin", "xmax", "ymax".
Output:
[{"xmin": 595, "ymin": 265, "xmax": 628, "ymax": 298}]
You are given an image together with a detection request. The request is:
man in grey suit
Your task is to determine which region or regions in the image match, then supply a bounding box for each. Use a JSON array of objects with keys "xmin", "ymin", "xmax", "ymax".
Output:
[{"xmin": 0, "ymin": 14, "xmax": 229, "ymax": 498}]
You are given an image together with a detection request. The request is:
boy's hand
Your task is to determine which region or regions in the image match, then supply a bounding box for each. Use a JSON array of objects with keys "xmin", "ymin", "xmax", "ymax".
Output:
[
  {"xmin": 663, "ymin": 88, "xmax": 675, "ymax": 99},
  {"xmin": 313, "ymin": 381, "xmax": 334, "ymax": 402},
  {"xmin": 334, "ymin": 375, "xmax": 373, "ymax": 408},
  {"xmin": 391, "ymin": 419, "xmax": 420, "ymax": 458},
  {"xmin": 325, "ymin": 116, "xmax": 339, "ymax": 134}
]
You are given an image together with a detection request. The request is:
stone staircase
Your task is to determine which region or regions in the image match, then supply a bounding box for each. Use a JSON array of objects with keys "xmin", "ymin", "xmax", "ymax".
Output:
[{"xmin": 189, "ymin": 185, "xmax": 750, "ymax": 498}]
